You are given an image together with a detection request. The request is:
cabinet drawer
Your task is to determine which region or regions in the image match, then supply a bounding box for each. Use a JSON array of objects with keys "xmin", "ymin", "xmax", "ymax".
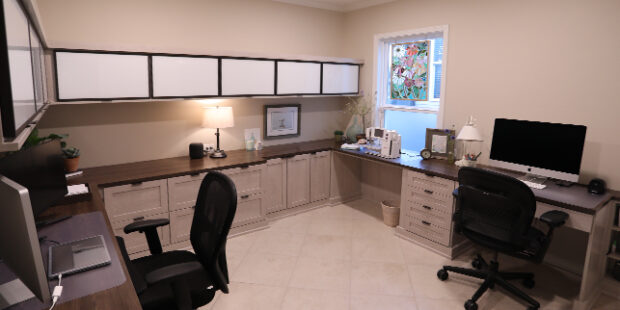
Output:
[
  {"xmin": 168, "ymin": 173, "xmax": 206, "ymax": 211},
  {"xmin": 409, "ymin": 209, "xmax": 451, "ymax": 230},
  {"xmin": 233, "ymin": 195, "xmax": 263, "ymax": 227},
  {"xmin": 104, "ymin": 179, "xmax": 168, "ymax": 223},
  {"xmin": 407, "ymin": 179, "xmax": 454, "ymax": 202},
  {"xmin": 403, "ymin": 215, "xmax": 450, "ymax": 246},
  {"xmin": 170, "ymin": 207, "xmax": 195, "ymax": 244},
  {"xmin": 403, "ymin": 195, "xmax": 452, "ymax": 217},
  {"xmin": 112, "ymin": 213, "xmax": 170, "ymax": 255},
  {"xmin": 222, "ymin": 165, "xmax": 264, "ymax": 196},
  {"xmin": 404, "ymin": 170, "xmax": 455, "ymax": 187}
]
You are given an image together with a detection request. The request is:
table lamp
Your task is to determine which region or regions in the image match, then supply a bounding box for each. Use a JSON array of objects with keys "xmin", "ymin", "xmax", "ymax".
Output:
[
  {"xmin": 202, "ymin": 106, "xmax": 234, "ymax": 158},
  {"xmin": 455, "ymin": 116, "xmax": 483, "ymax": 167}
]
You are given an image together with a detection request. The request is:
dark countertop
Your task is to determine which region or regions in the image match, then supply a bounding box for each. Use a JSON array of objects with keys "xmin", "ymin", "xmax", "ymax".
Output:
[{"xmin": 69, "ymin": 138, "xmax": 617, "ymax": 215}]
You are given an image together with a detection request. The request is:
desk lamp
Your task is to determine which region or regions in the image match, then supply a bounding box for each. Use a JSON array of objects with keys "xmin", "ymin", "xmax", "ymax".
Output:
[
  {"xmin": 455, "ymin": 116, "xmax": 483, "ymax": 167},
  {"xmin": 202, "ymin": 106, "xmax": 234, "ymax": 158}
]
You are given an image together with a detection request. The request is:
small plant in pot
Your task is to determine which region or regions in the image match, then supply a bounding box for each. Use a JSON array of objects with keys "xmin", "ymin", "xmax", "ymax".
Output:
[{"xmin": 62, "ymin": 147, "xmax": 81, "ymax": 173}]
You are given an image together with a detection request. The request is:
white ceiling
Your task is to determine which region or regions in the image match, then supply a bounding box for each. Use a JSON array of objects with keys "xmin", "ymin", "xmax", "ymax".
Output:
[{"xmin": 273, "ymin": 0, "xmax": 397, "ymax": 12}]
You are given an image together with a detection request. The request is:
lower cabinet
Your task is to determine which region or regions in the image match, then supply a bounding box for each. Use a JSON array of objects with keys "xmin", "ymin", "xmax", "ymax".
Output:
[
  {"xmin": 286, "ymin": 154, "xmax": 311, "ymax": 208},
  {"xmin": 170, "ymin": 207, "xmax": 195, "ymax": 244},
  {"xmin": 221, "ymin": 164, "xmax": 266, "ymax": 228},
  {"xmin": 233, "ymin": 194, "xmax": 263, "ymax": 226},
  {"xmin": 310, "ymin": 151, "xmax": 331, "ymax": 203},
  {"xmin": 264, "ymin": 158, "xmax": 287, "ymax": 214},
  {"xmin": 112, "ymin": 213, "xmax": 171, "ymax": 255}
]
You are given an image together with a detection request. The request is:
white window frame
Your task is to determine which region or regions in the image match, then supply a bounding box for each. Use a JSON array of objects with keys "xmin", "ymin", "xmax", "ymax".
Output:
[{"xmin": 372, "ymin": 25, "xmax": 449, "ymax": 129}]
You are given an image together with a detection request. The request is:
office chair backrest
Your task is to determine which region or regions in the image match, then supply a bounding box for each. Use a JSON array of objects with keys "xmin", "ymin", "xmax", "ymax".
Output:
[
  {"xmin": 190, "ymin": 171, "xmax": 237, "ymax": 294},
  {"xmin": 456, "ymin": 167, "xmax": 536, "ymax": 248}
]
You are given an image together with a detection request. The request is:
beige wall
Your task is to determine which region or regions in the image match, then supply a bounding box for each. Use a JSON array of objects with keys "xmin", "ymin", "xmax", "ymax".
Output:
[
  {"xmin": 33, "ymin": 0, "xmax": 350, "ymax": 168},
  {"xmin": 342, "ymin": 0, "xmax": 620, "ymax": 188}
]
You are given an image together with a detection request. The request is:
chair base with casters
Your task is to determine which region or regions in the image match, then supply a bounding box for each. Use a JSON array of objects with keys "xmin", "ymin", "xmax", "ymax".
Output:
[{"xmin": 437, "ymin": 252, "xmax": 539, "ymax": 310}]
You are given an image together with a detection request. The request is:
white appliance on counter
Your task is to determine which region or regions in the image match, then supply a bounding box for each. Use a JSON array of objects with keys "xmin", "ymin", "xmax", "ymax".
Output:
[{"xmin": 365, "ymin": 127, "xmax": 401, "ymax": 159}]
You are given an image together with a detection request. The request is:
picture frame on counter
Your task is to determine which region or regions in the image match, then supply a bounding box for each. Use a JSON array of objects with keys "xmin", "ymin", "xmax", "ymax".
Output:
[
  {"xmin": 425, "ymin": 128, "xmax": 455, "ymax": 159},
  {"xmin": 264, "ymin": 104, "xmax": 300, "ymax": 139}
]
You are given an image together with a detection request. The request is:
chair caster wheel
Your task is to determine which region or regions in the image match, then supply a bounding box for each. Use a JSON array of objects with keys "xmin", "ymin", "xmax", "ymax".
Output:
[
  {"xmin": 464, "ymin": 299, "xmax": 478, "ymax": 310},
  {"xmin": 472, "ymin": 257, "xmax": 483, "ymax": 270},
  {"xmin": 522, "ymin": 278, "xmax": 535, "ymax": 289},
  {"xmin": 437, "ymin": 269, "xmax": 448, "ymax": 281}
]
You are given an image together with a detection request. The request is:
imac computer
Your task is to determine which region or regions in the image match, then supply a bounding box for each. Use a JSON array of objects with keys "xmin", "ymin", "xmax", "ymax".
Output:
[
  {"xmin": 489, "ymin": 118, "xmax": 587, "ymax": 184},
  {"xmin": 0, "ymin": 176, "xmax": 51, "ymax": 308}
]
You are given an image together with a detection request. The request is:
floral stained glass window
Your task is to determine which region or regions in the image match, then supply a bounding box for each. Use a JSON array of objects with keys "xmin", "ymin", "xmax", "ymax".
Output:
[{"xmin": 390, "ymin": 41, "xmax": 429, "ymax": 101}]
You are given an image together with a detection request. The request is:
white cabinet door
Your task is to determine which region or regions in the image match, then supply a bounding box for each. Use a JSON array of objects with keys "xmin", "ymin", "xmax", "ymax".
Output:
[
  {"xmin": 112, "ymin": 213, "xmax": 170, "ymax": 255},
  {"xmin": 170, "ymin": 207, "xmax": 195, "ymax": 244},
  {"xmin": 286, "ymin": 154, "xmax": 310, "ymax": 208},
  {"xmin": 55, "ymin": 52, "xmax": 150, "ymax": 100},
  {"xmin": 152, "ymin": 56, "xmax": 218, "ymax": 98},
  {"xmin": 167, "ymin": 173, "xmax": 206, "ymax": 211},
  {"xmin": 310, "ymin": 151, "xmax": 331, "ymax": 203},
  {"xmin": 221, "ymin": 59, "xmax": 275, "ymax": 96},
  {"xmin": 103, "ymin": 179, "xmax": 169, "ymax": 223},
  {"xmin": 264, "ymin": 158, "xmax": 287, "ymax": 214},
  {"xmin": 276, "ymin": 61, "xmax": 321, "ymax": 95},
  {"xmin": 322, "ymin": 63, "xmax": 359, "ymax": 94},
  {"xmin": 233, "ymin": 195, "xmax": 263, "ymax": 227}
]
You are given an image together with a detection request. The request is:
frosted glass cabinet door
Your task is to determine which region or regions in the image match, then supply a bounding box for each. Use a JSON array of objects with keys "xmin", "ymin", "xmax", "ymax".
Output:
[
  {"xmin": 152, "ymin": 56, "xmax": 218, "ymax": 98},
  {"xmin": 322, "ymin": 63, "xmax": 359, "ymax": 94},
  {"xmin": 3, "ymin": 0, "xmax": 36, "ymax": 133},
  {"xmin": 55, "ymin": 52, "xmax": 150, "ymax": 100},
  {"xmin": 276, "ymin": 61, "xmax": 321, "ymax": 95},
  {"xmin": 221, "ymin": 59, "xmax": 275, "ymax": 96}
]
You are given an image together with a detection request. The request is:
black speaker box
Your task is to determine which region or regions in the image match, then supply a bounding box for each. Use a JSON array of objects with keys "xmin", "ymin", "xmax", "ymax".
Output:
[{"xmin": 189, "ymin": 143, "xmax": 204, "ymax": 159}]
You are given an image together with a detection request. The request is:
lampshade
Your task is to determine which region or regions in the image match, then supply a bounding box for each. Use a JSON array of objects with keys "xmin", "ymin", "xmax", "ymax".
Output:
[
  {"xmin": 456, "ymin": 125, "xmax": 483, "ymax": 141},
  {"xmin": 202, "ymin": 106, "xmax": 234, "ymax": 129}
]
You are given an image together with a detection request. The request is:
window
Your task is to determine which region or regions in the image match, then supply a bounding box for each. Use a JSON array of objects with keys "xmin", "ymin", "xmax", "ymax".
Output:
[{"xmin": 374, "ymin": 26, "xmax": 448, "ymax": 152}]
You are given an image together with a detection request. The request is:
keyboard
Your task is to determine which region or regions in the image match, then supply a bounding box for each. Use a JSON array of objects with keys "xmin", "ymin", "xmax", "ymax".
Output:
[{"xmin": 521, "ymin": 180, "xmax": 546, "ymax": 190}]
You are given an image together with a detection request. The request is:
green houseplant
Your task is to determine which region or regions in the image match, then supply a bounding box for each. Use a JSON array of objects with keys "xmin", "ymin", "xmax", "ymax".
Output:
[{"xmin": 24, "ymin": 130, "xmax": 81, "ymax": 172}]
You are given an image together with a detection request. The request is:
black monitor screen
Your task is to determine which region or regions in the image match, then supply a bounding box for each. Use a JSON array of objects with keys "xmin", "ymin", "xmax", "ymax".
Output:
[
  {"xmin": 489, "ymin": 119, "xmax": 587, "ymax": 175},
  {"xmin": 0, "ymin": 140, "xmax": 67, "ymax": 217}
]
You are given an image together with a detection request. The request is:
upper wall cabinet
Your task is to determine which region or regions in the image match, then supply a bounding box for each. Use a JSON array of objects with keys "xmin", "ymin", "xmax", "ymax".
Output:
[
  {"xmin": 152, "ymin": 56, "xmax": 218, "ymax": 98},
  {"xmin": 322, "ymin": 63, "xmax": 359, "ymax": 94},
  {"xmin": 221, "ymin": 59, "xmax": 275, "ymax": 96},
  {"xmin": 55, "ymin": 51, "xmax": 150, "ymax": 101},
  {"xmin": 0, "ymin": 0, "xmax": 46, "ymax": 141},
  {"xmin": 276, "ymin": 61, "xmax": 321, "ymax": 95}
]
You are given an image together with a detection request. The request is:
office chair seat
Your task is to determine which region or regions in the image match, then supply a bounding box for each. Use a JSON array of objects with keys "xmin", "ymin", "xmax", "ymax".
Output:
[
  {"xmin": 463, "ymin": 226, "xmax": 547, "ymax": 262},
  {"xmin": 134, "ymin": 251, "xmax": 215, "ymax": 310}
]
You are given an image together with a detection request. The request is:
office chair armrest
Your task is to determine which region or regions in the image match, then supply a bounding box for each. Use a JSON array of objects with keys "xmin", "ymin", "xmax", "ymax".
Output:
[
  {"xmin": 539, "ymin": 210, "xmax": 569, "ymax": 228},
  {"xmin": 145, "ymin": 261, "xmax": 204, "ymax": 286},
  {"xmin": 124, "ymin": 218, "xmax": 170, "ymax": 255},
  {"xmin": 123, "ymin": 218, "xmax": 170, "ymax": 234}
]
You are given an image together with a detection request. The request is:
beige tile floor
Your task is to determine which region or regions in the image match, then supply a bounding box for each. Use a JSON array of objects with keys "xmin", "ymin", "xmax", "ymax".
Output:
[{"xmin": 199, "ymin": 199, "xmax": 620, "ymax": 310}]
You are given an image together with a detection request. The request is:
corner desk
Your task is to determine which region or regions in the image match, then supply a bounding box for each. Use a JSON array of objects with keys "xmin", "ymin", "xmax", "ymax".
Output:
[{"xmin": 38, "ymin": 139, "xmax": 616, "ymax": 310}]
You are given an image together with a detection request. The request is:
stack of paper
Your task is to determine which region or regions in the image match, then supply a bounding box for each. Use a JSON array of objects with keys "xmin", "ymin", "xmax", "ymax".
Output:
[{"xmin": 66, "ymin": 184, "xmax": 89, "ymax": 196}]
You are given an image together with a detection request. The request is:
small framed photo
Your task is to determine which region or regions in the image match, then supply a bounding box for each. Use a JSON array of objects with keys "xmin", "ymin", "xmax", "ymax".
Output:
[
  {"xmin": 264, "ymin": 104, "xmax": 301, "ymax": 139},
  {"xmin": 425, "ymin": 128, "xmax": 455, "ymax": 159}
]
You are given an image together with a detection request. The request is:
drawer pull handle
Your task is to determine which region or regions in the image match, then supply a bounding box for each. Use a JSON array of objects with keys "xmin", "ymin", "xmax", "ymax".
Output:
[
  {"xmin": 424, "ymin": 173, "xmax": 435, "ymax": 177},
  {"xmin": 310, "ymin": 152, "xmax": 317, "ymax": 155},
  {"xmin": 281, "ymin": 154, "xmax": 295, "ymax": 159},
  {"xmin": 133, "ymin": 216, "xmax": 145, "ymax": 222},
  {"xmin": 424, "ymin": 189, "xmax": 434, "ymax": 194},
  {"xmin": 240, "ymin": 194, "xmax": 250, "ymax": 199},
  {"xmin": 421, "ymin": 220, "xmax": 431, "ymax": 226},
  {"xmin": 131, "ymin": 181, "xmax": 143, "ymax": 186},
  {"xmin": 240, "ymin": 165, "xmax": 249, "ymax": 169},
  {"xmin": 422, "ymin": 205, "xmax": 431, "ymax": 210},
  {"xmin": 190, "ymin": 172, "xmax": 200, "ymax": 176}
]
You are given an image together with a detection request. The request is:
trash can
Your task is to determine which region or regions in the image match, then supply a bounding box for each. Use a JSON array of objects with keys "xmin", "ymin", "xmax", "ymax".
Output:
[{"xmin": 381, "ymin": 200, "xmax": 400, "ymax": 227}]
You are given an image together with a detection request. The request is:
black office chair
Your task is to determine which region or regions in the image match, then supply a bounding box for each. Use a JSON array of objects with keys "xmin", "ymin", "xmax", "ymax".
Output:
[
  {"xmin": 436, "ymin": 167, "xmax": 568, "ymax": 310},
  {"xmin": 116, "ymin": 171, "xmax": 237, "ymax": 310}
]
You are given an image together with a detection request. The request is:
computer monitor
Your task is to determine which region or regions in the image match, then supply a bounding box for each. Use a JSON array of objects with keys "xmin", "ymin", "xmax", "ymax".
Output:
[
  {"xmin": 489, "ymin": 118, "xmax": 587, "ymax": 183},
  {"xmin": 0, "ymin": 176, "xmax": 51, "ymax": 307},
  {"xmin": 0, "ymin": 140, "xmax": 67, "ymax": 217}
]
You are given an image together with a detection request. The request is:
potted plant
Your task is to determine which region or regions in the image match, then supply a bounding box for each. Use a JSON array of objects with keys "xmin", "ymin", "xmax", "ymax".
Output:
[
  {"xmin": 334, "ymin": 130, "xmax": 344, "ymax": 143},
  {"xmin": 62, "ymin": 147, "xmax": 81, "ymax": 172},
  {"xmin": 344, "ymin": 95, "xmax": 372, "ymax": 142},
  {"xmin": 24, "ymin": 130, "xmax": 80, "ymax": 172}
]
